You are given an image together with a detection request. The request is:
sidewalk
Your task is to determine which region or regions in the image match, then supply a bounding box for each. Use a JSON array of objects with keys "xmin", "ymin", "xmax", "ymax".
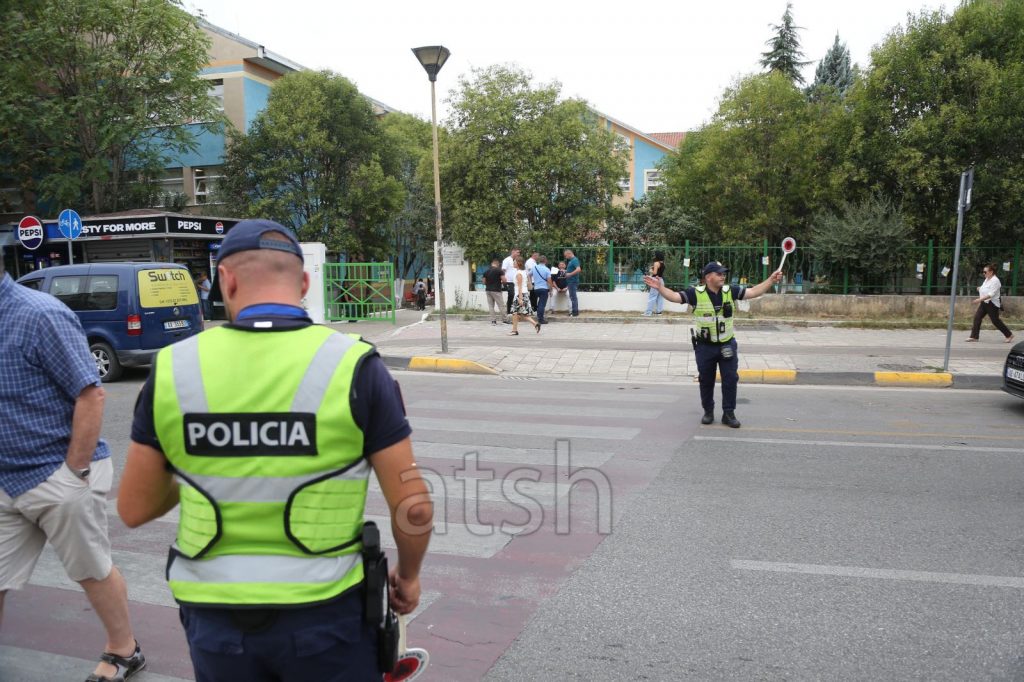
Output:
[{"xmin": 334, "ymin": 310, "xmax": 1015, "ymax": 387}]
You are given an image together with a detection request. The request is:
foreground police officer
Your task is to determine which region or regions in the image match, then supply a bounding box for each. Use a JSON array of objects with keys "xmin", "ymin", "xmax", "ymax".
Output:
[
  {"xmin": 645, "ymin": 261, "xmax": 782, "ymax": 428},
  {"xmin": 118, "ymin": 219, "xmax": 432, "ymax": 681}
]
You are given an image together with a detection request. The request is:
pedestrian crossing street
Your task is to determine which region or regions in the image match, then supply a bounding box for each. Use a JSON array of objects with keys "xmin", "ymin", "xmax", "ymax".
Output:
[{"xmin": 0, "ymin": 375, "xmax": 688, "ymax": 682}]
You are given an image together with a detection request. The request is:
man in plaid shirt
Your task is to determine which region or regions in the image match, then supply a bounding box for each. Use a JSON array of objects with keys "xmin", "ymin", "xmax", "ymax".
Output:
[{"xmin": 0, "ymin": 254, "xmax": 144, "ymax": 682}]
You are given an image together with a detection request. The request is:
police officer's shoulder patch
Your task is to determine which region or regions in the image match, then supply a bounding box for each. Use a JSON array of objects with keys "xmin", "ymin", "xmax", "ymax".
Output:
[
  {"xmin": 722, "ymin": 284, "xmax": 731, "ymax": 293},
  {"xmin": 695, "ymin": 285, "xmax": 707, "ymax": 293}
]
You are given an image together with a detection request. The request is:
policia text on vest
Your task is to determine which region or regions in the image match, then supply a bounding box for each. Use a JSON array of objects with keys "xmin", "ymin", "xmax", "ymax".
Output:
[
  {"xmin": 117, "ymin": 217, "xmax": 432, "ymax": 681},
  {"xmin": 643, "ymin": 261, "xmax": 783, "ymax": 429}
]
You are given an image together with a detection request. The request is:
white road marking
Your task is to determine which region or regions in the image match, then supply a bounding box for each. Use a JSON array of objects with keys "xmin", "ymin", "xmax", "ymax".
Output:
[
  {"xmin": 731, "ymin": 560, "xmax": 1024, "ymax": 589},
  {"xmin": 694, "ymin": 435, "xmax": 1024, "ymax": 454}
]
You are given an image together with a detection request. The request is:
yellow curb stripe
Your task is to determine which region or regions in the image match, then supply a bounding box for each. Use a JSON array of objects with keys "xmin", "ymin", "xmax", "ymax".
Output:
[
  {"xmin": 762, "ymin": 369, "xmax": 797, "ymax": 384},
  {"xmin": 737, "ymin": 369, "xmax": 763, "ymax": 383},
  {"xmin": 874, "ymin": 371, "xmax": 953, "ymax": 387},
  {"xmin": 408, "ymin": 356, "xmax": 498, "ymax": 375}
]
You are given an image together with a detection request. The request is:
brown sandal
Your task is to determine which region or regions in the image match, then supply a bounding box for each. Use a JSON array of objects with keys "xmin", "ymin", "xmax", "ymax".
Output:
[{"xmin": 508, "ymin": 331, "xmax": 518, "ymax": 336}]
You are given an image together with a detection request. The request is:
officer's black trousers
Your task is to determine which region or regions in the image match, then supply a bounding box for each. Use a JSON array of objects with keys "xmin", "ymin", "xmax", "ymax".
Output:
[{"xmin": 694, "ymin": 338, "xmax": 739, "ymax": 413}]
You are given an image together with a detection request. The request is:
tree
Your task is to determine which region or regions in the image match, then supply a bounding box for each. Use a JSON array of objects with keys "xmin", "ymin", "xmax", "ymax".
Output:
[
  {"xmin": 219, "ymin": 70, "xmax": 405, "ymax": 258},
  {"xmin": 660, "ymin": 72, "xmax": 848, "ymax": 245},
  {"xmin": 440, "ymin": 65, "xmax": 627, "ymax": 260},
  {"xmin": 760, "ymin": 2, "xmax": 811, "ymax": 85},
  {"xmin": 810, "ymin": 194, "xmax": 912, "ymax": 288},
  {"xmin": 379, "ymin": 112, "xmax": 436, "ymax": 279},
  {"xmin": 810, "ymin": 34, "xmax": 854, "ymax": 98},
  {"xmin": 846, "ymin": 0, "xmax": 1024, "ymax": 245},
  {"xmin": 604, "ymin": 190, "xmax": 708, "ymax": 246},
  {"xmin": 0, "ymin": 0, "xmax": 220, "ymax": 213}
]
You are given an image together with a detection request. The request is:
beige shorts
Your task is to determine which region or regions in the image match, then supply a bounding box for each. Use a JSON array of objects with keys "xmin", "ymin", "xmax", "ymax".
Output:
[{"xmin": 0, "ymin": 458, "xmax": 114, "ymax": 590}]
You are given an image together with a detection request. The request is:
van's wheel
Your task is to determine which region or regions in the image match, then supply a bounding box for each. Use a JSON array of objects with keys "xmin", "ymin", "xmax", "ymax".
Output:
[{"xmin": 90, "ymin": 342, "xmax": 122, "ymax": 382}]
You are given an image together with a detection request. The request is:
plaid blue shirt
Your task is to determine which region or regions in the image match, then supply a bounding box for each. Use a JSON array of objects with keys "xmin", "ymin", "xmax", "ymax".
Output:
[{"xmin": 0, "ymin": 274, "xmax": 109, "ymax": 497}]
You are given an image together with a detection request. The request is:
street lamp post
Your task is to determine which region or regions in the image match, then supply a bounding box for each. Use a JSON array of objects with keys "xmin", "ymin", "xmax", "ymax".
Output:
[{"xmin": 412, "ymin": 45, "xmax": 451, "ymax": 354}]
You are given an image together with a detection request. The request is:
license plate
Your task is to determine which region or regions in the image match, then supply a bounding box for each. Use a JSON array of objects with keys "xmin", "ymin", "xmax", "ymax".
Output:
[
  {"xmin": 1007, "ymin": 366, "xmax": 1024, "ymax": 383},
  {"xmin": 164, "ymin": 320, "xmax": 189, "ymax": 330}
]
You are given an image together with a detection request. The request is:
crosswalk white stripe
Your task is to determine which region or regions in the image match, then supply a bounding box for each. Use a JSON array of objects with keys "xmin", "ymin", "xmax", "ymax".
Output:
[
  {"xmin": 411, "ymin": 441, "xmax": 614, "ymax": 468},
  {"xmin": 409, "ymin": 400, "xmax": 659, "ymax": 419},
  {"xmin": 410, "ymin": 417, "xmax": 639, "ymax": 440},
  {"xmin": 0, "ymin": 646, "xmax": 191, "ymax": 682}
]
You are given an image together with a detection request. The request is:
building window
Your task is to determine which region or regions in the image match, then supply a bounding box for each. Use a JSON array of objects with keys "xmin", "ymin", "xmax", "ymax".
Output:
[
  {"xmin": 618, "ymin": 175, "xmax": 631, "ymax": 192},
  {"xmin": 616, "ymin": 132, "xmax": 632, "ymax": 148},
  {"xmin": 207, "ymin": 79, "xmax": 224, "ymax": 112},
  {"xmin": 154, "ymin": 168, "xmax": 185, "ymax": 207},
  {"xmin": 193, "ymin": 166, "xmax": 224, "ymax": 205},
  {"xmin": 644, "ymin": 170, "xmax": 662, "ymax": 193}
]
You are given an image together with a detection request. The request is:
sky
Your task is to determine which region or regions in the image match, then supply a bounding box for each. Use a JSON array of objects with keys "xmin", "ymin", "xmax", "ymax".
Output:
[{"xmin": 187, "ymin": 0, "xmax": 950, "ymax": 134}]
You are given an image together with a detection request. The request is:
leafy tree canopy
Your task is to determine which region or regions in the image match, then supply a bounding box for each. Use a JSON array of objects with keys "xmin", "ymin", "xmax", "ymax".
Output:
[
  {"xmin": 440, "ymin": 65, "xmax": 627, "ymax": 260},
  {"xmin": 220, "ymin": 70, "xmax": 405, "ymax": 258},
  {"xmin": 0, "ymin": 0, "xmax": 220, "ymax": 214}
]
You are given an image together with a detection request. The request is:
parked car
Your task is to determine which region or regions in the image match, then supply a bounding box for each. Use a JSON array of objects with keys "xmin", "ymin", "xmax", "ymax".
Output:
[
  {"xmin": 17, "ymin": 263, "xmax": 203, "ymax": 382},
  {"xmin": 1004, "ymin": 339, "xmax": 1024, "ymax": 399}
]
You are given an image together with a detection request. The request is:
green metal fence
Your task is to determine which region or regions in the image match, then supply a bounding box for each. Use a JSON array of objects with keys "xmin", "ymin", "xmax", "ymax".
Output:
[
  {"xmin": 527, "ymin": 241, "xmax": 1020, "ymax": 296},
  {"xmin": 322, "ymin": 262, "xmax": 396, "ymax": 322}
]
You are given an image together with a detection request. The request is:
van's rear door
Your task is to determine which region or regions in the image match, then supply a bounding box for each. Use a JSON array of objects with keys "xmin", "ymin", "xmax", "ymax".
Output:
[{"xmin": 135, "ymin": 267, "xmax": 204, "ymax": 348}]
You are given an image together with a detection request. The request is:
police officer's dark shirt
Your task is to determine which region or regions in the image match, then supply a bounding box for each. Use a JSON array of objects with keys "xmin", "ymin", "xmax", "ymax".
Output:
[
  {"xmin": 482, "ymin": 267, "xmax": 503, "ymax": 293},
  {"xmin": 131, "ymin": 304, "xmax": 411, "ymax": 459}
]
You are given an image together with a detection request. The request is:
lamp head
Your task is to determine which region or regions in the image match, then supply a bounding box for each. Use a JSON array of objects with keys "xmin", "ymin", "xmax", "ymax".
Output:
[{"xmin": 412, "ymin": 45, "xmax": 450, "ymax": 82}]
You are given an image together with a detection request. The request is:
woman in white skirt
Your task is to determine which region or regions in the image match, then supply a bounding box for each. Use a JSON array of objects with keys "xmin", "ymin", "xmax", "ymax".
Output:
[{"xmin": 510, "ymin": 256, "xmax": 541, "ymax": 335}]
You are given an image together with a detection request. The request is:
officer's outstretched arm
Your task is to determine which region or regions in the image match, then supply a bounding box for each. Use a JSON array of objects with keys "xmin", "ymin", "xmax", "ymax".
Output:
[
  {"xmin": 642, "ymin": 275, "xmax": 683, "ymax": 304},
  {"xmin": 118, "ymin": 441, "xmax": 179, "ymax": 528},
  {"xmin": 370, "ymin": 436, "xmax": 433, "ymax": 615},
  {"xmin": 743, "ymin": 270, "xmax": 784, "ymax": 300}
]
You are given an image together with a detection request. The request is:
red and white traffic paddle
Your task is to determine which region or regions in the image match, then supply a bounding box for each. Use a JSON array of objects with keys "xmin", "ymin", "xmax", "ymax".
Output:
[
  {"xmin": 384, "ymin": 614, "xmax": 429, "ymax": 681},
  {"xmin": 776, "ymin": 237, "xmax": 796, "ymax": 273}
]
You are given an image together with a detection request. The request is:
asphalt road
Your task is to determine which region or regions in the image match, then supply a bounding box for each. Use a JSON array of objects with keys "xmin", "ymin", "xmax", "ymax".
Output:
[
  {"xmin": 487, "ymin": 383, "xmax": 1024, "ymax": 681},
  {"xmin": 3, "ymin": 372, "xmax": 1023, "ymax": 681}
]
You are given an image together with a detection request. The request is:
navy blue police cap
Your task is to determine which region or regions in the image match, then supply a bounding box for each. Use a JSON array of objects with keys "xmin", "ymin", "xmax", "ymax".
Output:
[
  {"xmin": 217, "ymin": 219, "xmax": 303, "ymax": 263},
  {"xmin": 702, "ymin": 261, "xmax": 728, "ymax": 276}
]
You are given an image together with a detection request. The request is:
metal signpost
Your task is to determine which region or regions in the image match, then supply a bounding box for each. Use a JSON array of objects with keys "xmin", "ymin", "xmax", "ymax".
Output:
[
  {"xmin": 943, "ymin": 167, "xmax": 974, "ymax": 372},
  {"xmin": 57, "ymin": 208, "xmax": 83, "ymax": 264}
]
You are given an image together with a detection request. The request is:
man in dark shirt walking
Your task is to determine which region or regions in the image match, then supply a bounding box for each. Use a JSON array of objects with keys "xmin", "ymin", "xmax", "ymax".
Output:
[{"xmin": 483, "ymin": 259, "xmax": 504, "ymax": 325}]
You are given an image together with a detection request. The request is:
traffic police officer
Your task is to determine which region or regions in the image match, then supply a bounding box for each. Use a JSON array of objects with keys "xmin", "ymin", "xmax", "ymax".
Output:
[
  {"xmin": 645, "ymin": 261, "xmax": 782, "ymax": 428},
  {"xmin": 118, "ymin": 219, "xmax": 433, "ymax": 681}
]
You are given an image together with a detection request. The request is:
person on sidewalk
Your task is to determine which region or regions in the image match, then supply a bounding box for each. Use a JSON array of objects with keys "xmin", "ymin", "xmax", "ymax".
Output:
[
  {"xmin": 501, "ymin": 248, "xmax": 520, "ymax": 323},
  {"xmin": 525, "ymin": 251, "xmax": 539, "ymax": 313},
  {"xmin": 483, "ymin": 259, "xmax": 505, "ymax": 325},
  {"xmin": 509, "ymin": 256, "xmax": 541, "ymax": 335},
  {"xmin": 412, "ymin": 278, "xmax": 427, "ymax": 311},
  {"xmin": 0, "ymin": 253, "xmax": 145, "ymax": 682},
  {"xmin": 532, "ymin": 255, "xmax": 554, "ymax": 324},
  {"xmin": 967, "ymin": 264, "xmax": 1014, "ymax": 343},
  {"xmin": 645, "ymin": 261, "xmax": 782, "ymax": 429},
  {"xmin": 563, "ymin": 249, "xmax": 581, "ymax": 317},
  {"xmin": 550, "ymin": 261, "xmax": 569, "ymax": 314},
  {"xmin": 117, "ymin": 219, "xmax": 433, "ymax": 681},
  {"xmin": 196, "ymin": 271, "xmax": 213, "ymax": 321},
  {"xmin": 643, "ymin": 251, "xmax": 666, "ymax": 316}
]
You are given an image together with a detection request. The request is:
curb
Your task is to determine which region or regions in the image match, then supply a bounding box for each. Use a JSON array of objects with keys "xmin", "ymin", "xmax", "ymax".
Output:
[
  {"xmin": 394, "ymin": 356, "xmax": 498, "ymax": 375},
  {"xmin": 874, "ymin": 371, "xmax": 953, "ymax": 387},
  {"xmin": 718, "ymin": 369, "xmax": 993, "ymax": 389}
]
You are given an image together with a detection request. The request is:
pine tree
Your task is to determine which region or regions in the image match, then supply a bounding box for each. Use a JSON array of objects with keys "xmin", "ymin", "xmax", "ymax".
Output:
[
  {"xmin": 760, "ymin": 2, "xmax": 810, "ymax": 85},
  {"xmin": 810, "ymin": 34, "xmax": 854, "ymax": 97}
]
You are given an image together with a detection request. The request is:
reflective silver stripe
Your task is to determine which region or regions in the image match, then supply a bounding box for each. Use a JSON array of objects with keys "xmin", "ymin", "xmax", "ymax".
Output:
[
  {"xmin": 169, "ymin": 551, "xmax": 359, "ymax": 584},
  {"xmin": 181, "ymin": 459, "xmax": 371, "ymax": 502},
  {"xmin": 172, "ymin": 336, "xmax": 207, "ymax": 413},
  {"xmin": 291, "ymin": 333, "xmax": 358, "ymax": 413}
]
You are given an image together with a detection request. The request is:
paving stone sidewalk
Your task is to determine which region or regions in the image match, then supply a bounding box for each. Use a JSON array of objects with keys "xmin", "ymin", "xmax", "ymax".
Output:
[{"xmin": 334, "ymin": 311, "xmax": 1015, "ymax": 384}]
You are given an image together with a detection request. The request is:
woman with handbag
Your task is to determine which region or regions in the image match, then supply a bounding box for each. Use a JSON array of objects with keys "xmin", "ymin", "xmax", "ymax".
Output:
[
  {"xmin": 643, "ymin": 251, "xmax": 666, "ymax": 316},
  {"xmin": 509, "ymin": 256, "xmax": 540, "ymax": 335}
]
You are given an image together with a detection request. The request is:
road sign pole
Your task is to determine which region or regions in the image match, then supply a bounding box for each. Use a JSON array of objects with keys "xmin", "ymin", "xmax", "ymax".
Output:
[
  {"xmin": 68, "ymin": 240, "xmax": 73, "ymax": 265},
  {"xmin": 943, "ymin": 171, "xmax": 970, "ymax": 372}
]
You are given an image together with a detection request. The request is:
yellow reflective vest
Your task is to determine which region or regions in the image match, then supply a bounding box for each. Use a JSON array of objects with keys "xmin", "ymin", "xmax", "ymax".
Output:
[
  {"xmin": 153, "ymin": 324, "xmax": 374, "ymax": 607},
  {"xmin": 693, "ymin": 285, "xmax": 735, "ymax": 344}
]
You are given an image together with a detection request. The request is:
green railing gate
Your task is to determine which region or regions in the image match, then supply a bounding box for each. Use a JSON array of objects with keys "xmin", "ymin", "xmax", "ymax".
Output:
[{"xmin": 323, "ymin": 262, "xmax": 396, "ymax": 323}]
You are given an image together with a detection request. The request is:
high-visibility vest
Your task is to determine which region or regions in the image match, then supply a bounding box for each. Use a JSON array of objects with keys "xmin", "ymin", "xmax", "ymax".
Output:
[
  {"xmin": 693, "ymin": 285, "xmax": 735, "ymax": 343},
  {"xmin": 153, "ymin": 324, "xmax": 374, "ymax": 607}
]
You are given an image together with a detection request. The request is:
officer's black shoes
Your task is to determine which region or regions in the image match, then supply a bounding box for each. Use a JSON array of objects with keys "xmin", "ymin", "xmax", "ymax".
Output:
[
  {"xmin": 701, "ymin": 411, "xmax": 714, "ymax": 425},
  {"xmin": 721, "ymin": 411, "xmax": 741, "ymax": 429}
]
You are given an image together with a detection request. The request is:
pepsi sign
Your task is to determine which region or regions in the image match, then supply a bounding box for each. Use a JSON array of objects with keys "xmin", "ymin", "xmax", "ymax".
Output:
[{"xmin": 17, "ymin": 216, "xmax": 44, "ymax": 251}]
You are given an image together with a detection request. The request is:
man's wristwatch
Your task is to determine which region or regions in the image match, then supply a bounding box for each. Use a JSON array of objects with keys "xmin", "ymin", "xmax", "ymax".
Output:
[{"xmin": 70, "ymin": 466, "xmax": 91, "ymax": 480}]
